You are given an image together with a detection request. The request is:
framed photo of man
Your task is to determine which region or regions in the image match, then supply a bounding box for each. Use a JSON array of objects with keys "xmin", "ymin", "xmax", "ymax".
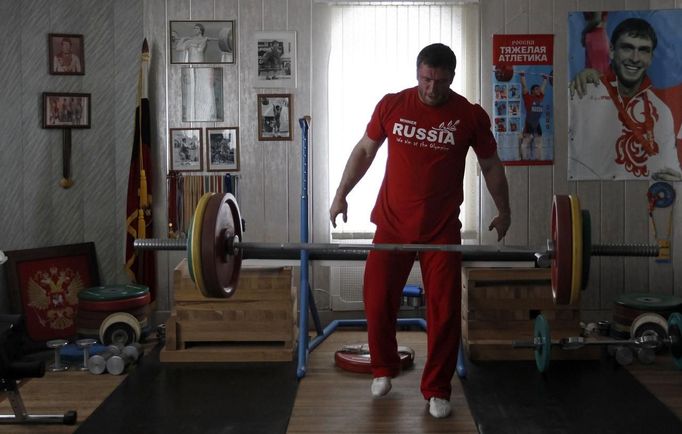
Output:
[
  {"xmin": 206, "ymin": 127, "xmax": 239, "ymax": 172},
  {"xmin": 255, "ymin": 31, "xmax": 296, "ymax": 88},
  {"xmin": 170, "ymin": 20, "xmax": 235, "ymax": 64},
  {"xmin": 169, "ymin": 128, "xmax": 202, "ymax": 172},
  {"xmin": 42, "ymin": 93, "xmax": 91, "ymax": 129},
  {"xmin": 49, "ymin": 34, "xmax": 84, "ymax": 75},
  {"xmin": 257, "ymin": 94, "xmax": 292, "ymax": 141}
]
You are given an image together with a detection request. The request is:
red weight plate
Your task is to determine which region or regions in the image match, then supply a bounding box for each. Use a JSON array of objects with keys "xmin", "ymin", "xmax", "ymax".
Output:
[
  {"xmin": 77, "ymin": 304, "xmax": 149, "ymax": 321},
  {"xmin": 551, "ymin": 195, "xmax": 573, "ymax": 305},
  {"xmin": 201, "ymin": 193, "xmax": 240, "ymax": 298},
  {"xmin": 334, "ymin": 345, "xmax": 415, "ymax": 374},
  {"xmin": 77, "ymin": 292, "xmax": 150, "ymax": 312}
]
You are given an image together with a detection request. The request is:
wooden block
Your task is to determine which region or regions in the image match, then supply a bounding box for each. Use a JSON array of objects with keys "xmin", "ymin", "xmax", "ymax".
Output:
[{"xmin": 461, "ymin": 266, "xmax": 588, "ymax": 361}]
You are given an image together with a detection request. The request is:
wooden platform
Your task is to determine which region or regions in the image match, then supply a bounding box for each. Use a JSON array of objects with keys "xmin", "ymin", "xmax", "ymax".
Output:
[{"xmin": 161, "ymin": 259, "xmax": 297, "ymax": 362}]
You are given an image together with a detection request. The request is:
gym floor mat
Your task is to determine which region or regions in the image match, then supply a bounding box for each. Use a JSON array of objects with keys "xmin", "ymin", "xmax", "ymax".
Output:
[
  {"xmin": 460, "ymin": 360, "xmax": 682, "ymax": 434},
  {"xmin": 76, "ymin": 345, "xmax": 298, "ymax": 434}
]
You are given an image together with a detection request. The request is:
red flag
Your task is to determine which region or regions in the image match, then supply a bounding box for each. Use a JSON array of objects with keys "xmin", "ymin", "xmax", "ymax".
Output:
[{"xmin": 125, "ymin": 39, "xmax": 156, "ymax": 300}]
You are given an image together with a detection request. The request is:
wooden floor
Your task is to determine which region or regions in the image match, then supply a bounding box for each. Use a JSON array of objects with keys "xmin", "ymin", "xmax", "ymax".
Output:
[
  {"xmin": 1, "ymin": 331, "xmax": 681, "ymax": 433},
  {"xmin": 287, "ymin": 331, "xmax": 478, "ymax": 434}
]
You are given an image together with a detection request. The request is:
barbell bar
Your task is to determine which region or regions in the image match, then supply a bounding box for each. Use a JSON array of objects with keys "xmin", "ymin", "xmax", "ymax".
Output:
[
  {"xmin": 513, "ymin": 312, "xmax": 682, "ymax": 373},
  {"xmin": 134, "ymin": 192, "xmax": 659, "ymax": 302}
]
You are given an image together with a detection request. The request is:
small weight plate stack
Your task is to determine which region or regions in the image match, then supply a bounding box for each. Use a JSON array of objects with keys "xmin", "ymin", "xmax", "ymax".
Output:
[
  {"xmin": 76, "ymin": 284, "xmax": 151, "ymax": 339},
  {"xmin": 612, "ymin": 293, "xmax": 682, "ymax": 339}
]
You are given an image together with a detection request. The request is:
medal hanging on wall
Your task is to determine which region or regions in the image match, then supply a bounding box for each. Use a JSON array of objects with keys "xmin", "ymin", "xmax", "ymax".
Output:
[{"xmin": 647, "ymin": 182, "xmax": 676, "ymax": 263}]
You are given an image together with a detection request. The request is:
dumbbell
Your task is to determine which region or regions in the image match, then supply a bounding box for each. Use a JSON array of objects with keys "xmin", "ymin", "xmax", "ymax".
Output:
[
  {"xmin": 106, "ymin": 343, "xmax": 143, "ymax": 375},
  {"xmin": 512, "ymin": 312, "xmax": 682, "ymax": 373},
  {"xmin": 88, "ymin": 344, "xmax": 122, "ymax": 375}
]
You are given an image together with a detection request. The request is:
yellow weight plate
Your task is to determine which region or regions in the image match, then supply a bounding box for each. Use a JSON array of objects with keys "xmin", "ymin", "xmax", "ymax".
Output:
[
  {"xmin": 190, "ymin": 192, "xmax": 215, "ymax": 296},
  {"xmin": 568, "ymin": 195, "xmax": 582, "ymax": 305}
]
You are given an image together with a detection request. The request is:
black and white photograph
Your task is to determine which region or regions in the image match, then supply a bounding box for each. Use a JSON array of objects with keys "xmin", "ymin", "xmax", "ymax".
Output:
[
  {"xmin": 257, "ymin": 94, "xmax": 292, "ymax": 141},
  {"xmin": 255, "ymin": 31, "xmax": 296, "ymax": 88},
  {"xmin": 181, "ymin": 67, "xmax": 224, "ymax": 122},
  {"xmin": 207, "ymin": 127, "xmax": 239, "ymax": 172},
  {"xmin": 170, "ymin": 20, "xmax": 235, "ymax": 64},
  {"xmin": 43, "ymin": 92, "xmax": 90, "ymax": 128},
  {"xmin": 49, "ymin": 33, "xmax": 84, "ymax": 75},
  {"xmin": 169, "ymin": 128, "xmax": 202, "ymax": 172}
]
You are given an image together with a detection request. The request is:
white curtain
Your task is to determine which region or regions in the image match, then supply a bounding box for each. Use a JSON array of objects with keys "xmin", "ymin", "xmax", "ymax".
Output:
[{"xmin": 313, "ymin": 1, "xmax": 481, "ymax": 240}]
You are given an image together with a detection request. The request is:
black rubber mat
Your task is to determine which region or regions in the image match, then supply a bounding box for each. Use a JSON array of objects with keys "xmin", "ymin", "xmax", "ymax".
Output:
[
  {"xmin": 76, "ymin": 345, "xmax": 298, "ymax": 434},
  {"xmin": 459, "ymin": 360, "xmax": 682, "ymax": 434}
]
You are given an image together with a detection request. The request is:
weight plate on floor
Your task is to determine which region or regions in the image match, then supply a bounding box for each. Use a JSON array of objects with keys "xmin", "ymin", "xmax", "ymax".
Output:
[
  {"xmin": 534, "ymin": 314, "xmax": 551, "ymax": 373},
  {"xmin": 99, "ymin": 312, "xmax": 141, "ymax": 346},
  {"xmin": 580, "ymin": 210, "xmax": 591, "ymax": 290},
  {"xmin": 568, "ymin": 195, "xmax": 582, "ymax": 305},
  {"xmin": 78, "ymin": 292, "xmax": 151, "ymax": 312},
  {"xmin": 78, "ymin": 284, "xmax": 149, "ymax": 301},
  {"xmin": 334, "ymin": 343, "xmax": 415, "ymax": 374},
  {"xmin": 551, "ymin": 195, "xmax": 573, "ymax": 305},
  {"xmin": 200, "ymin": 193, "xmax": 240, "ymax": 298},
  {"xmin": 668, "ymin": 313, "xmax": 682, "ymax": 369},
  {"xmin": 614, "ymin": 293, "xmax": 682, "ymax": 311},
  {"xmin": 631, "ymin": 312, "xmax": 668, "ymax": 351},
  {"xmin": 648, "ymin": 182, "xmax": 676, "ymax": 208}
]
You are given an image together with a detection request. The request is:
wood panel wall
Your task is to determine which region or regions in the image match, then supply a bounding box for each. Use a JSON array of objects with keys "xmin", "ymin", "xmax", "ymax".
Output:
[{"xmin": 0, "ymin": 0, "xmax": 679, "ymax": 323}]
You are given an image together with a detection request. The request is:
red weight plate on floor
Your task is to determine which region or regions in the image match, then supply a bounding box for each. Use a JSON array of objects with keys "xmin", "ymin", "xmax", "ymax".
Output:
[
  {"xmin": 334, "ymin": 344, "xmax": 415, "ymax": 374},
  {"xmin": 551, "ymin": 195, "xmax": 573, "ymax": 305},
  {"xmin": 200, "ymin": 193, "xmax": 240, "ymax": 298},
  {"xmin": 78, "ymin": 292, "xmax": 150, "ymax": 312}
]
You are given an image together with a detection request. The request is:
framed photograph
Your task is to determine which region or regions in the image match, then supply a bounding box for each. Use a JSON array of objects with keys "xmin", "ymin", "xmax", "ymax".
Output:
[
  {"xmin": 207, "ymin": 127, "xmax": 239, "ymax": 171},
  {"xmin": 181, "ymin": 67, "xmax": 224, "ymax": 122},
  {"xmin": 255, "ymin": 31, "xmax": 296, "ymax": 88},
  {"xmin": 4, "ymin": 242, "xmax": 100, "ymax": 342},
  {"xmin": 43, "ymin": 92, "xmax": 91, "ymax": 129},
  {"xmin": 170, "ymin": 20, "xmax": 235, "ymax": 64},
  {"xmin": 257, "ymin": 94, "xmax": 292, "ymax": 141},
  {"xmin": 169, "ymin": 128, "xmax": 202, "ymax": 172},
  {"xmin": 49, "ymin": 33, "xmax": 84, "ymax": 75}
]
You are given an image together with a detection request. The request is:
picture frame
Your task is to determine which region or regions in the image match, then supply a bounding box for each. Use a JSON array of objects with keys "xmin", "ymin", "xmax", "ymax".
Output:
[
  {"xmin": 170, "ymin": 20, "xmax": 236, "ymax": 64},
  {"xmin": 255, "ymin": 31, "xmax": 296, "ymax": 88},
  {"xmin": 257, "ymin": 94, "xmax": 292, "ymax": 141},
  {"xmin": 4, "ymin": 242, "xmax": 100, "ymax": 342},
  {"xmin": 181, "ymin": 67, "xmax": 224, "ymax": 122},
  {"xmin": 169, "ymin": 128, "xmax": 203, "ymax": 172},
  {"xmin": 206, "ymin": 127, "xmax": 239, "ymax": 172},
  {"xmin": 42, "ymin": 92, "xmax": 91, "ymax": 129},
  {"xmin": 48, "ymin": 33, "xmax": 85, "ymax": 75}
]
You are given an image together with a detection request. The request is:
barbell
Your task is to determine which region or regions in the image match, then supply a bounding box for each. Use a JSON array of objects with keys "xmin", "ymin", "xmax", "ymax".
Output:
[
  {"xmin": 513, "ymin": 312, "xmax": 682, "ymax": 373},
  {"xmin": 134, "ymin": 192, "xmax": 658, "ymax": 304}
]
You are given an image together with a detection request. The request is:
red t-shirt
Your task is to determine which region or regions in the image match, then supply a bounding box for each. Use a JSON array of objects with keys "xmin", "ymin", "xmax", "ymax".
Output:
[{"xmin": 366, "ymin": 86, "xmax": 497, "ymax": 242}]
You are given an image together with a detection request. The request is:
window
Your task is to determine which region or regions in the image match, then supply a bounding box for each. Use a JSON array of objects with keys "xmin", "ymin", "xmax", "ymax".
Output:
[{"xmin": 324, "ymin": 1, "xmax": 481, "ymax": 239}]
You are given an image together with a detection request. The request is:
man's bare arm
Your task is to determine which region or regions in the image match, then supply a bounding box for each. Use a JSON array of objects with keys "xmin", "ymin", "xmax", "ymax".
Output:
[
  {"xmin": 479, "ymin": 153, "xmax": 511, "ymax": 241},
  {"xmin": 329, "ymin": 133, "xmax": 382, "ymax": 227}
]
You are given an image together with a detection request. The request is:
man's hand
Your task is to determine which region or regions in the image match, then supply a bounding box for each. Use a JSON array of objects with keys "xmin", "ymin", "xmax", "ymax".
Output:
[
  {"xmin": 569, "ymin": 68, "xmax": 601, "ymax": 99},
  {"xmin": 488, "ymin": 213, "xmax": 511, "ymax": 242},
  {"xmin": 329, "ymin": 195, "xmax": 348, "ymax": 228}
]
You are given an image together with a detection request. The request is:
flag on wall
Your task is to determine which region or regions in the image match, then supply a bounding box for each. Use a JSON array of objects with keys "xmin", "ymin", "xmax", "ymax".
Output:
[{"xmin": 125, "ymin": 39, "xmax": 156, "ymax": 299}]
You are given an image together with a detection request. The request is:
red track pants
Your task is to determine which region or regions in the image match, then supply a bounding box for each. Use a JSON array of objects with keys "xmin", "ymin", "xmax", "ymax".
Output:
[{"xmin": 363, "ymin": 227, "xmax": 462, "ymax": 400}]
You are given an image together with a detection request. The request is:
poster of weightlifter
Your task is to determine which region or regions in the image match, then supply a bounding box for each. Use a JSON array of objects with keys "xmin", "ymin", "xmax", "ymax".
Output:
[
  {"xmin": 568, "ymin": 9, "xmax": 682, "ymax": 181},
  {"xmin": 492, "ymin": 34, "xmax": 554, "ymax": 166}
]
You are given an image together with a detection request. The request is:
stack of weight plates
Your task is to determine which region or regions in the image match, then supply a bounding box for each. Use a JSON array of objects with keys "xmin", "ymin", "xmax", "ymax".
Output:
[
  {"xmin": 612, "ymin": 293, "xmax": 682, "ymax": 339},
  {"xmin": 77, "ymin": 284, "xmax": 151, "ymax": 346}
]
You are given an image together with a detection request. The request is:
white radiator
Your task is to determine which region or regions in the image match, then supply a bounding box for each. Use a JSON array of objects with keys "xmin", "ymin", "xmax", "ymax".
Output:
[{"xmin": 329, "ymin": 263, "xmax": 424, "ymax": 311}]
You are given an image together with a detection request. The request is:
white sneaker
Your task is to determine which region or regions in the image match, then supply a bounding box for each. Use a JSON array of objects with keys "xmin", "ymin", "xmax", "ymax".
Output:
[
  {"xmin": 428, "ymin": 397, "xmax": 452, "ymax": 418},
  {"xmin": 371, "ymin": 376, "xmax": 392, "ymax": 397}
]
